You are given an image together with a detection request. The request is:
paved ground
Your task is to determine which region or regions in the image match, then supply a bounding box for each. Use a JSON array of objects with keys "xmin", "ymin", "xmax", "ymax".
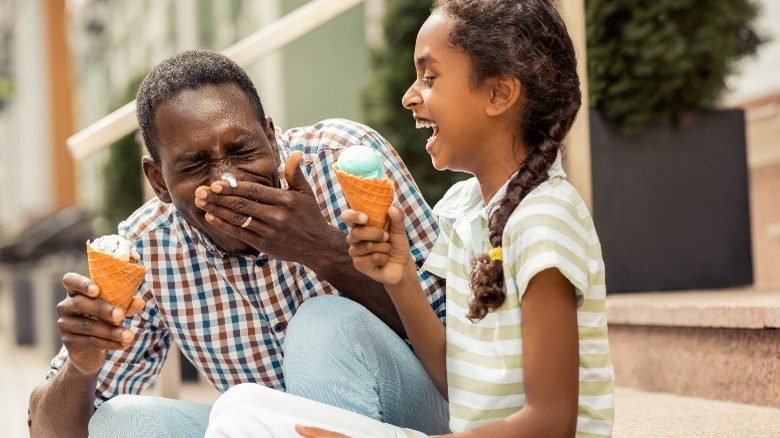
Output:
[
  {"xmin": 1, "ymin": 337, "xmax": 51, "ymax": 437},
  {"xmin": 0, "ymin": 329, "xmax": 219, "ymax": 438},
  {"xmin": 613, "ymin": 387, "xmax": 780, "ymax": 437},
  {"xmin": 3, "ymin": 315, "xmax": 779, "ymax": 437}
]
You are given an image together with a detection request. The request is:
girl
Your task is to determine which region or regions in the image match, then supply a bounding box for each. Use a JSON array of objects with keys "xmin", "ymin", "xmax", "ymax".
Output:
[{"xmin": 206, "ymin": 0, "xmax": 613, "ymax": 436}]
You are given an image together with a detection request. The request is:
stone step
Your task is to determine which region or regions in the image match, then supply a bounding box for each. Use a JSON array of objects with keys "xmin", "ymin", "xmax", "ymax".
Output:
[
  {"xmin": 613, "ymin": 386, "xmax": 780, "ymax": 437},
  {"xmin": 607, "ymin": 287, "xmax": 780, "ymax": 407}
]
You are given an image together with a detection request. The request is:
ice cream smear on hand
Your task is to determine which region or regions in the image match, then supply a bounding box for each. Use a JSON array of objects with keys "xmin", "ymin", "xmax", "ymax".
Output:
[
  {"xmin": 335, "ymin": 146, "xmax": 387, "ymax": 180},
  {"xmin": 89, "ymin": 234, "xmax": 140, "ymax": 263}
]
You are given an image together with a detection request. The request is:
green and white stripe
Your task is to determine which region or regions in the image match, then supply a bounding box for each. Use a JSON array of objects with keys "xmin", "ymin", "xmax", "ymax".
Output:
[{"xmin": 424, "ymin": 159, "xmax": 614, "ymax": 436}]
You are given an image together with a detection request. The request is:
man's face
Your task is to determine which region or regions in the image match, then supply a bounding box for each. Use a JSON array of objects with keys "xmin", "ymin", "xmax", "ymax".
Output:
[{"xmin": 146, "ymin": 82, "xmax": 281, "ymax": 254}]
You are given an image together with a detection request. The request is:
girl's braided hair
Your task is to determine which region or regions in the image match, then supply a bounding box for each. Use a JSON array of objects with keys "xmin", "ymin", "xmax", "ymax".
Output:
[{"xmin": 432, "ymin": 0, "xmax": 581, "ymax": 321}]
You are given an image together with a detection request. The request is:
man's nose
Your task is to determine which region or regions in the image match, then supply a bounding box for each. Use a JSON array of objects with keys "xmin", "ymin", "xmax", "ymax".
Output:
[{"xmin": 211, "ymin": 161, "xmax": 239, "ymax": 183}]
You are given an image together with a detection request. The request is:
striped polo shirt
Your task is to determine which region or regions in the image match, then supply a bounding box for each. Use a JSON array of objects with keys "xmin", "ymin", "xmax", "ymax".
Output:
[{"xmin": 423, "ymin": 156, "xmax": 614, "ymax": 436}]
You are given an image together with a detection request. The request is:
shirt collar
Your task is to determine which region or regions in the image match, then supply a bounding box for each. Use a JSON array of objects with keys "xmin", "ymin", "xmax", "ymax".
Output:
[
  {"xmin": 191, "ymin": 225, "xmax": 228, "ymax": 258},
  {"xmin": 548, "ymin": 151, "xmax": 566, "ymax": 179},
  {"xmin": 179, "ymin": 211, "xmax": 260, "ymax": 262},
  {"xmin": 433, "ymin": 152, "xmax": 566, "ymax": 221}
]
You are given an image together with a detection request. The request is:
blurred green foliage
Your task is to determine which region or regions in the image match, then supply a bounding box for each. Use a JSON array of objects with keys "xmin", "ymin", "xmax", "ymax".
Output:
[
  {"xmin": 101, "ymin": 76, "xmax": 145, "ymax": 231},
  {"xmin": 0, "ymin": 77, "xmax": 12, "ymax": 105},
  {"xmin": 587, "ymin": 0, "xmax": 765, "ymax": 133},
  {"xmin": 361, "ymin": 0, "xmax": 468, "ymax": 205}
]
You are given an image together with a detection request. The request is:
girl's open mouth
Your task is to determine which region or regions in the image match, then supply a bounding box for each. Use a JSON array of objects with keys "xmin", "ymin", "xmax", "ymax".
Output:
[{"xmin": 415, "ymin": 119, "xmax": 438, "ymax": 149}]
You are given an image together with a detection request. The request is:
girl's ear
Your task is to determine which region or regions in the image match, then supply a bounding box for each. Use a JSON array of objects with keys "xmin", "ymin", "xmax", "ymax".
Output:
[
  {"xmin": 142, "ymin": 156, "xmax": 172, "ymax": 203},
  {"xmin": 485, "ymin": 76, "xmax": 522, "ymax": 117}
]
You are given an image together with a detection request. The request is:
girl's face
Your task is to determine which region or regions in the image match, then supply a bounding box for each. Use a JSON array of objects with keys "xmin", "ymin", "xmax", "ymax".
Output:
[{"xmin": 402, "ymin": 12, "xmax": 493, "ymax": 173}]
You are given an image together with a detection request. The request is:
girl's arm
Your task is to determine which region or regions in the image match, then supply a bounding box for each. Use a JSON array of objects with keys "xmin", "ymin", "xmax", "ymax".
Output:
[
  {"xmin": 385, "ymin": 261, "xmax": 448, "ymax": 398},
  {"xmin": 343, "ymin": 207, "xmax": 448, "ymax": 398},
  {"xmin": 448, "ymin": 267, "xmax": 580, "ymax": 438},
  {"xmin": 297, "ymin": 267, "xmax": 580, "ymax": 438}
]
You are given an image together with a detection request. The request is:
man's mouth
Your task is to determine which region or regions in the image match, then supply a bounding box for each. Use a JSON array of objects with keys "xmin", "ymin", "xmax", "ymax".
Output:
[{"xmin": 415, "ymin": 119, "xmax": 439, "ymax": 148}]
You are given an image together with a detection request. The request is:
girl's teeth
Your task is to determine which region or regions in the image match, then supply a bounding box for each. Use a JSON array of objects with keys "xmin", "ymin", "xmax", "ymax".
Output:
[{"xmin": 415, "ymin": 120, "xmax": 438, "ymax": 130}]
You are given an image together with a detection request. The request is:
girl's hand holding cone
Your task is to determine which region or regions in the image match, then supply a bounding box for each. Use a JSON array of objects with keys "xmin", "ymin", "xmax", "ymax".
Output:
[{"xmin": 334, "ymin": 145, "xmax": 395, "ymax": 228}]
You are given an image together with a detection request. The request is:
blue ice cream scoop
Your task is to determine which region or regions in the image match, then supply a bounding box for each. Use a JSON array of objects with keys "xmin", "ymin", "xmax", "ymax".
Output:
[{"xmin": 336, "ymin": 146, "xmax": 386, "ymax": 180}]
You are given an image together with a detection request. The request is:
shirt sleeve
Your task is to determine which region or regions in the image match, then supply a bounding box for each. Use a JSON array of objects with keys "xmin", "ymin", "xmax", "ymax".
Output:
[
  {"xmin": 288, "ymin": 119, "xmax": 446, "ymax": 323},
  {"xmin": 44, "ymin": 280, "xmax": 172, "ymax": 409},
  {"xmin": 93, "ymin": 292, "xmax": 172, "ymax": 407},
  {"xmin": 503, "ymin": 193, "xmax": 594, "ymax": 307},
  {"xmin": 45, "ymin": 227, "xmax": 173, "ymax": 409},
  {"xmin": 421, "ymin": 217, "xmax": 451, "ymax": 280}
]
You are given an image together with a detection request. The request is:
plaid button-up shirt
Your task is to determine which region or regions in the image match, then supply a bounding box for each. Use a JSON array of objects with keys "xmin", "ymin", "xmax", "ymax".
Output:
[{"xmin": 47, "ymin": 119, "xmax": 445, "ymax": 407}]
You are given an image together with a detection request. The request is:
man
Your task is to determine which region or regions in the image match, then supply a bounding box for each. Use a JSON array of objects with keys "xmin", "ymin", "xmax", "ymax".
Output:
[{"xmin": 28, "ymin": 50, "xmax": 448, "ymax": 437}]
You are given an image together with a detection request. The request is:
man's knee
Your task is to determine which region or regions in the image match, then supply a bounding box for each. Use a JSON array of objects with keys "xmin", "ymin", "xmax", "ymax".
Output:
[
  {"xmin": 283, "ymin": 295, "xmax": 386, "ymax": 377},
  {"xmin": 285, "ymin": 295, "xmax": 370, "ymax": 344},
  {"xmin": 92, "ymin": 394, "xmax": 146, "ymax": 420},
  {"xmin": 89, "ymin": 395, "xmax": 152, "ymax": 437}
]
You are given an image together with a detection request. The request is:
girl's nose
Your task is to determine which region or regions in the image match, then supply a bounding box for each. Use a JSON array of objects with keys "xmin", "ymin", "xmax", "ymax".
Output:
[{"xmin": 401, "ymin": 83, "xmax": 420, "ymax": 109}]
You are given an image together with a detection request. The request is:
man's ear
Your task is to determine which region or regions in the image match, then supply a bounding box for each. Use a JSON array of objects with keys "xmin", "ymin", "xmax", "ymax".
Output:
[
  {"xmin": 265, "ymin": 115, "xmax": 282, "ymax": 158},
  {"xmin": 264, "ymin": 117, "xmax": 277, "ymax": 150},
  {"xmin": 142, "ymin": 156, "xmax": 172, "ymax": 203},
  {"xmin": 485, "ymin": 76, "xmax": 522, "ymax": 117}
]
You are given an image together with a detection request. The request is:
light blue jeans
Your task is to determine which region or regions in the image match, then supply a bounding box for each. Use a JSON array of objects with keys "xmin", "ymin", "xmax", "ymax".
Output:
[{"xmin": 89, "ymin": 295, "xmax": 449, "ymax": 437}]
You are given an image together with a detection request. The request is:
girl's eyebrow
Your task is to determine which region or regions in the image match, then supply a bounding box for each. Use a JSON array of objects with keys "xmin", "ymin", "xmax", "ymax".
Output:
[{"xmin": 415, "ymin": 54, "xmax": 437, "ymax": 68}]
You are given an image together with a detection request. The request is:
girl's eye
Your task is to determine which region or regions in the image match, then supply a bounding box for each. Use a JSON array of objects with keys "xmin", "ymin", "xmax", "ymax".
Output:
[{"xmin": 422, "ymin": 76, "xmax": 435, "ymax": 86}]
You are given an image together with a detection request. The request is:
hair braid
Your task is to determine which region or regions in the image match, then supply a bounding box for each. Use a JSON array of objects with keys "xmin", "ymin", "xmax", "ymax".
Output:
[
  {"xmin": 435, "ymin": 0, "xmax": 582, "ymax": 321},
  {"xmin": 467, "ymin": 137, "xmax": 559, "ymax": 321}
]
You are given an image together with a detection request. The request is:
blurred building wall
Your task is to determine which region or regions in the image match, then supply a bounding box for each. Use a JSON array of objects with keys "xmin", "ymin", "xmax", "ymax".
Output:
[
  {"xmin": 279, "ymin": 0, "xmax": 369, "ymax": 127},
  {"xmin": 65, "ymin": 0, "xmax": 372, "ymax": 216},
  {"xmin": 725, "ymin": 0, "xmax": 780, "ymax": 287},
  {"xmin": 2, "ymin": 0, "xmax": 776, "ymax": 284},
  {"xmin": 0, "ymin": 0, "xmax": 53, "ymax": 237},
  {"xmin": 0, "ymin": 0, "xmax": 11, "ymax": 238}
]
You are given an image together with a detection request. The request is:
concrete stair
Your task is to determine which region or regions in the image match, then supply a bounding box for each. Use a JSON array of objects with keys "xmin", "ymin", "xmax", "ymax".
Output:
[
  {"xmin": 613, "ymin": 387, "xmax": 780, "ymax": 437},
  {"xmin": 607, "ymin": 287, "xmax": 780, "ymax": 435}
]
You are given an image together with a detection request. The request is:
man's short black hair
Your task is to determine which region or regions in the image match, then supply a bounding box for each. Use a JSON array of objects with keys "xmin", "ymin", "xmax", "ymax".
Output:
[{"xmin": 136, "ymin": 49, "xmax": 266, "ymax": 163}]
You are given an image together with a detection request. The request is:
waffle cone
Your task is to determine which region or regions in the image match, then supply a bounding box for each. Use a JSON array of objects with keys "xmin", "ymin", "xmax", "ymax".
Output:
[
  {"xmin": 335, "ymin": 167, "xmax": 394, "ymax": 228},
  {"xmin": 86, "ymin": 242, "xmax": 147, "ymax": 311}
]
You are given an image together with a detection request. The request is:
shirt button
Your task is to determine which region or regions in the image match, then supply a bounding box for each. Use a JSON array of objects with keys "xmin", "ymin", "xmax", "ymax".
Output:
[
  {"xmin": 273, "ymin": 322, "xmax": 286, "ymax": 333},
  {"xmin": 255, "ymin": 258, "xmax": 265, "ymax": 267}
]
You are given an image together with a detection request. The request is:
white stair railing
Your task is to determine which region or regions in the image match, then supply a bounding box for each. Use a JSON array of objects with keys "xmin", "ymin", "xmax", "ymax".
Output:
[{"xmin": 66, "ymin": 0, "xmax": 365, "ymax": 161}]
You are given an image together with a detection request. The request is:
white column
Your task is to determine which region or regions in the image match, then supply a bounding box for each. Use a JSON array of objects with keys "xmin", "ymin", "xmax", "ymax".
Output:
[
  {"xmin": 558, "ymin": 0, "xmax": 592, "ymax": 212},
  {"xmin": 176, "ymin": 0, "xmax": 198, "ymax": 50},
  {"xmin": 364, "ymin": 0, "xmax": 385, "ymax": 47},
  {"xmin": 252, "ymin": 0, "xmax": 286, "ymax": 129},
  {"xmin": 2, "ymin": 0, "xmax": 52, "ymax": 233}
]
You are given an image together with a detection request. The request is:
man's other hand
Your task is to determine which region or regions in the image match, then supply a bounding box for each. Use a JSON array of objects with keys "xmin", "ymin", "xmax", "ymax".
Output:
[{"xmin": 57, "ymin": 273, "xmax": 143, "ymax": 375}]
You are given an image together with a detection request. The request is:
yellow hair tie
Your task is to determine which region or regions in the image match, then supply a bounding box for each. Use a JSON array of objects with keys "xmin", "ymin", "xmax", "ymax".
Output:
[{"xmin": 488, "ymin": 246, "xmax": 503, "ymax": 262}]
